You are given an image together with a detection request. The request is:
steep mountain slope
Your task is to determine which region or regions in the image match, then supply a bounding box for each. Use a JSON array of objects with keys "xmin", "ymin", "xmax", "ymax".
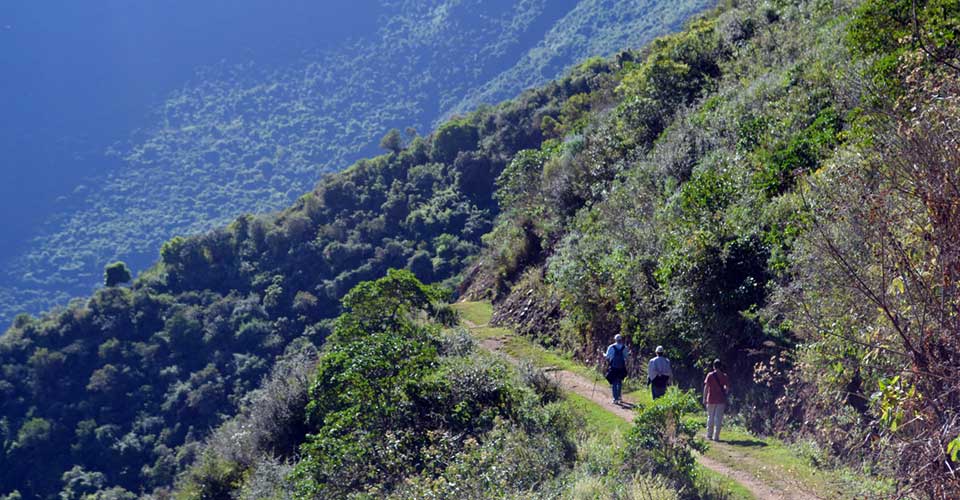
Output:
[
  {"xmin": 0, "ymin": 54, "xmax": 613, "ymax": 498},
  {"xmin": 459, "ymin": 0, "xmax": 960, "ymax": 497},
  {"xmin": 0, "ymin": 0, "xmax": 712, "ymax": 327},
  {"xmin": 3, "ymin": 0, "xmax": 958, "ymax": 498}
]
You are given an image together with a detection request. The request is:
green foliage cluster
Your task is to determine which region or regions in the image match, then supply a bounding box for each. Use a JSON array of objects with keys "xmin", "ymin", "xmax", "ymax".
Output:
[
  {"xmin": 0, "ymin": 285, "xmax": 300, "ymax": 499},
  {"xmin": 174, "ymin": 272, "xmax": 717, "ymax": 499},
  {"xmin": 624, "ymin": 388, "xmax": 707, "ymax": 494},
  {"xmin": 292, "ymin": 273, "xmax": 573, "ymax": 498},
  {"xmin": 102, "ymin": 262, "xmax": 132, "ymax": 288},
  {"xmin": 174, "ymin": 270, "xmax": 577, "ymax": 499},
  {"xmin": 847, "ymin": 0, "xmax": 960, "ymax": 96}
]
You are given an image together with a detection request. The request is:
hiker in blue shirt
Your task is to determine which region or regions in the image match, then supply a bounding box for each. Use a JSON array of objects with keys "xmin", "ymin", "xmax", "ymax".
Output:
[
  {"xmin": 604, "ymin": 334, "xmax": 630, "ymax": 404},
  {"xmin": 647, "ymin": 345, "xmax": 673, "ymax": 399}
]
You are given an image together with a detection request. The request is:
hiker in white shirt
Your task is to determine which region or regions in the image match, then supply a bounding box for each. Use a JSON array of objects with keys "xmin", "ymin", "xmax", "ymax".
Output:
[{"xmin": 647, "ymin": 345, "xmax": 673, "ymax": 399}]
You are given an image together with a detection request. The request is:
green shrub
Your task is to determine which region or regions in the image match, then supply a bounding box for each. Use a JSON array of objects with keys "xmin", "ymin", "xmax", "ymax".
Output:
[
  {"xmin": 847, "ymin": 0, "xmax": 960, "ymax": 95},
  {"xmin": 751, "ymin": 106, "xmax": 841, "ymax": 197},
  {"xmin": 431, "ymin": 119, "xmax": 480, "ymax": 163},
  {"xmin": 624, "ymin": 388, "xmax": 706, "ymax": 494},
  {"xmin": 15, "ymin": 417, "xmax": 52, "ymax": 450},
  {"xmin": 174, "ymin": 456, "xmax": 243, "ymax": 500},
  {"xmin": 103, "ymin": 262, "xmax": 132, "ymax": 287},
  {"xmin": 284, "ymin": 271, "xmax": 576, "ymax": 498},
  {"xmin": 379, "ymin": 128, "xmax": 404, "ymax": 154}
]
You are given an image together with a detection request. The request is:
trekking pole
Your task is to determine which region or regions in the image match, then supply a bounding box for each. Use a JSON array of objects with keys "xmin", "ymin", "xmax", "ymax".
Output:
[{"xmin": 590, "ymin": 347, "xmax": 601, "ymax": 398}]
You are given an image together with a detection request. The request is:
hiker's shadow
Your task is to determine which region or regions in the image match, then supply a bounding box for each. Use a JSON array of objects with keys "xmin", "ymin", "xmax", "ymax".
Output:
[
  {"xmin": 721, "ymin": 439, "xmax": 767, "ymax": 447},
  {"xmin": 615, "ymin": 401, "xmax": 637, "ymax": 409}
]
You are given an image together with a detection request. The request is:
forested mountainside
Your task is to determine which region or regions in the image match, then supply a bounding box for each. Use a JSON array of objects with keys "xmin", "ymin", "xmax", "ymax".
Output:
[
  {"xmin": 458, "ymin": 0, "xmax": 959, "ymax": 496},
  {"xmin": 0, "ymin": 52, "xmax": 609, "ymax": 497},
  {"xmin": 0, "ymin": 0, "xmax": 712, "ymax": 328},
  {"xmin": 2, "ymin": 0, "xmax": 959, "ymax": 498}
]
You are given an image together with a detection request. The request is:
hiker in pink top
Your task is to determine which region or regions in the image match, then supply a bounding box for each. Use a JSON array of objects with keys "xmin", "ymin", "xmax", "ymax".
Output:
[{"xmin": 703, "ymin": 359, "xmax": 731, "ymax": 441}]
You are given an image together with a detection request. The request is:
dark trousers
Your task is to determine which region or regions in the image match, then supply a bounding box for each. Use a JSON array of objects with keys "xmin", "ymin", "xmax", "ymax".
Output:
[
  {"xmin": 611, "ymin": 379, "xmax": 623, "ymax": 400},
  {"xmin": 606, "ymin": 367, "xmax": 626, "ymax": 401},
  {"xmin": 651, "ymin": 382, "xmax": 667, "ymax": 399}
]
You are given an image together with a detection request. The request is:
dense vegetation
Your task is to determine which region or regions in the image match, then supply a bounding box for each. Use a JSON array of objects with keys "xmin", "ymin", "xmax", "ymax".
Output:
[
  {"xmin": 174, "ymin": 271, "xmax": 715, "ymax": 499},
  {"xmin": 3, "ymin": 0, "xmax": 959, "ymax": 497},
  {"xmin": 0, "ymin": 0, "xmax": 712, "ymax": 328},
  {"xmin": 175, "ymin": 270, "xmax": 576, "ymax": 498},
  {"xmin": 462, "ymin": 0, "xmax": 960, "ymax": 497},
  {"xmin": 0, "ymin": 52, "xmax": 620, "ymax": 498}
]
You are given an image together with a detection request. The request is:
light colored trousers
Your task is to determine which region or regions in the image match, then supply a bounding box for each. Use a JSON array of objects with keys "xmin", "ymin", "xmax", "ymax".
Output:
[{"xmin": 706, "ymin": 403, "xmax": 725, "ymax": 440}]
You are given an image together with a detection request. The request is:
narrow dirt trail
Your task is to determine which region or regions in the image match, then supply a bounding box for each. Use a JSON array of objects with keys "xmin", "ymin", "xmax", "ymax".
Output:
[{"xmin": 467, "ymin": 321, "xmax": 820, "ymax": 500}]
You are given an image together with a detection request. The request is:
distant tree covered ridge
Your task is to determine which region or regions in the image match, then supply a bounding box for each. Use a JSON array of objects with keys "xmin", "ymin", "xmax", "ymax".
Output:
[
  {"xmin": 0, "ymin": 0, "xmax": 713, "ymax": 327},
  {"xmin": 0, "ymin": 52, "xmax": 622, "ymax": 498}
]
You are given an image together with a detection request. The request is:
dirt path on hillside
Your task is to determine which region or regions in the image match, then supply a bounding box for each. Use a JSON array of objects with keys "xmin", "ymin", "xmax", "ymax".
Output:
[{"xmin": 467, "ymin": 321, "xmax": 820, "ymax": 500}]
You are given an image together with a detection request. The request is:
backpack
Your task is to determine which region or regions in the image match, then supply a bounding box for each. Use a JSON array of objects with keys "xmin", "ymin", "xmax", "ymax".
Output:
[{"xmin": 610, "ymin": 345, "xmax": 625, "ymax": 369}]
